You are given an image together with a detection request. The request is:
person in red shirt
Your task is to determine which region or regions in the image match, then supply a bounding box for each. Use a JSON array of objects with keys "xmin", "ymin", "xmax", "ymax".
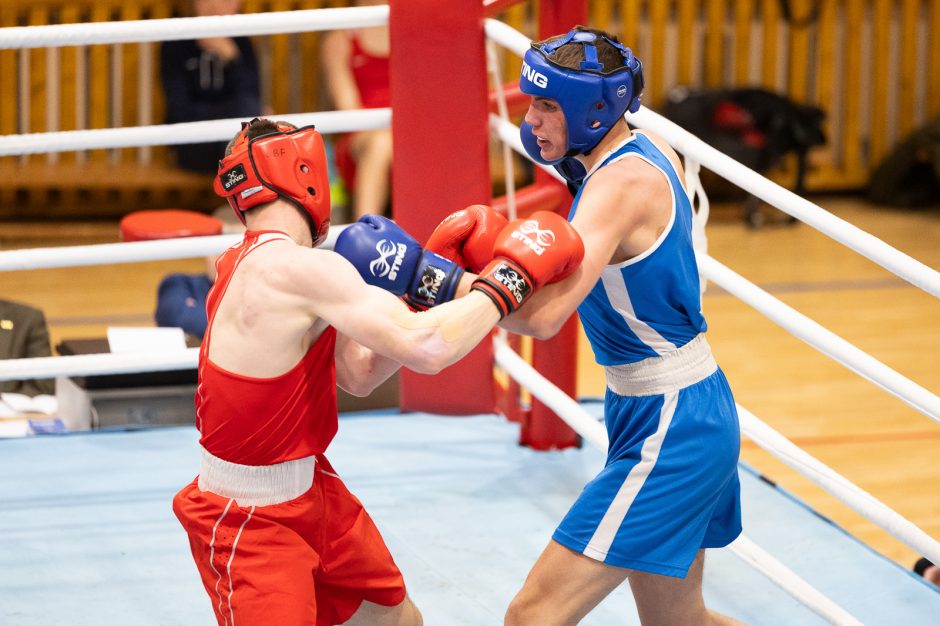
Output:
[
  {"xmin": 172, "ymin": 117, "xmax": 584, "ymax": 626},
  {"xmin": 321, "ymin": 0, "xmax": 392, "ymax": 220}
]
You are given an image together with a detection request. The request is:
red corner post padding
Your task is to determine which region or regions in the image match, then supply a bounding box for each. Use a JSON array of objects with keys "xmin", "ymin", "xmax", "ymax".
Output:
[
  {"xmin": 390, "ymin": 0, "xmax": 494, "ymax": 415},
  {"xmin": 120, "ymin": 209, "xmax": 223, "ymax": 242}
]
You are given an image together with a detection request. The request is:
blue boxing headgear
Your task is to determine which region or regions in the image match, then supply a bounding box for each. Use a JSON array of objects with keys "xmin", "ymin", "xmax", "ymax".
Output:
[{"xmin": 519, "ymin": 28, "xmax": 644, "ymax": 165}]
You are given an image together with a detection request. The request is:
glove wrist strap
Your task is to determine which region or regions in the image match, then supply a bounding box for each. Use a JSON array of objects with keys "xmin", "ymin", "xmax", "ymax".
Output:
[
  {"xmin": 402, "ymin": 251, "xmax": 465, "ymax": 310},
  {"xmin": 471, "ymin": 258, "xmax": 534, "ymax": 318}
]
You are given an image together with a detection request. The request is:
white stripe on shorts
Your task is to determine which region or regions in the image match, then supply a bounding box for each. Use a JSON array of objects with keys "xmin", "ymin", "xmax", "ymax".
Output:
[{"xmin": 582, "ymin": 390, "xmax": 679, "ymax": 561}]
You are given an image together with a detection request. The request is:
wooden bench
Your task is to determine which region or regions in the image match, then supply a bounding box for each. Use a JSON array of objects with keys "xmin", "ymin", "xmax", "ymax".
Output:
[{"xmin": 0, "ymin": 160, "xmax": 218, "ymax": 220}]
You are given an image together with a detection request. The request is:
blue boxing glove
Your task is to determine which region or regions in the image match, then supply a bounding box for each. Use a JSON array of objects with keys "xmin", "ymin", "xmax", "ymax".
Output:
[{"xmin": 335, "ymin": 215, "xmax": 465, "ymax": 310}]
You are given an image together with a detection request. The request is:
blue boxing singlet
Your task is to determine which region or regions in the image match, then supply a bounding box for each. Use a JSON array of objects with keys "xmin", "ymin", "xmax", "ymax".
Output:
[{"xmin": 570, "ymin": 132, "xmax": 706, "ymax": 366}]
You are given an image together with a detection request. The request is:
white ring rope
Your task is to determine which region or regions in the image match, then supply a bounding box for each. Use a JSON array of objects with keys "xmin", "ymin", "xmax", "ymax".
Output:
[
  {"xmin": 494, "ymin": 337, "xmax": 867, "ymax": 626},
  {"xmin": 0, "ymin": 350, "xmax": 198, "ymax": 382},
  {"xmin": 727, "ymin": 536, "xmax": 863, "ymax": 626},
  {"xmin": 0, "ymin": 6, "xmax": 388, "ymax": 50},
  {"xmin": 483, "ymin": 16, "xmax": 530, "ymax": 58},
  {"xmin": 486, "ymin": 40, "xmax": 518, "ymax": 221},
  {"xmin": 697, "ymin": 255, "xmax": 940, "ymax": 423},
  {"xmin": 493, "ymin": 340, "xmax": 609, "ymax": 451},
  {"xmin": 484, "ymin": 19, "xmax": 940, "ymax": 299},
  {"xmin": 0, "ymin": 109, "xmax": 390, "ymax": 157},
  {"xmin": 0, "ymin": 224, "xmax": 349, "ymax": 272},
  {"xmin": 737, "ymin": 405, "xmax": 940, "ymax": 567},
  {"xmin": 492, "ymin": 114, "xmax": 940, "ymax": 426},
  {"xmin": 0, "ymin": 235, "xmax": 239, "ymax": 272}
]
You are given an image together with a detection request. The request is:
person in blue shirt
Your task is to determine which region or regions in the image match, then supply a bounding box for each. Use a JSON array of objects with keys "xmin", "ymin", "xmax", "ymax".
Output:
[
  {"xmin": 154, "ymin": 273, "xmax": 213, "ymax": 339},
  {"xmin": 154, "ymin": 207, "xmax": 244, "ymax": 340},
  {"xmin": 427, "ymin": 26, "xmax": 743, "ymax": 625}
]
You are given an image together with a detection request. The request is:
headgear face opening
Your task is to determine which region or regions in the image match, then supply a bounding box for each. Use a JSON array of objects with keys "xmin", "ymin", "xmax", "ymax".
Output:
[
  {"xmin": 519, "ymin": 29, "xmax": 644, "ymax": 165},
  {"xmin": 214, "ymin": 120, "xmax": 332, "ymax": 246}
]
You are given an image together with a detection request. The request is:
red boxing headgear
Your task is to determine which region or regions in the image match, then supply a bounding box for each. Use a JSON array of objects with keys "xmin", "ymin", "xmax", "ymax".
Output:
[{"xmin": 214, "ymin": 120, "xmax": 331, "ymax": 246}]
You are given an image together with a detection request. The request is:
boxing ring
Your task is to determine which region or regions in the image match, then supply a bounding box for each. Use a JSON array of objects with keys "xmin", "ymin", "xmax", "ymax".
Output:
[{"xmin": 1, "ymin": 4, "xmax": 939, "ymax": 625}]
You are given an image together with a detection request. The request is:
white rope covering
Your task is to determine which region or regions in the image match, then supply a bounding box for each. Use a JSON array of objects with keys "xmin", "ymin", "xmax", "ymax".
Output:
[
  {"xmin": 727, "ymin": 536, "xmax": 864, "ymax": 626},
  {"xmin": 493, "ymin": 340, "xmax": 609, "ymax": 451},
  {"xmin": 486, "ymin": 41, "xmax": 519, "ymax": 221},
  {"xmin": 0, "ymin": 235, "xmax": 238, "ymax": 272},
  {"xmin": 738, "ymin": 405, "xmax": 940, "ymax": 566},
  {"xmin": 484, "ymin": 20, "xmax": 940, "ymax": 299},
  {"xmin": 493, "ymin": 336, "xmax": 865, "ymax": 626},
  {"xmin": 484, "ymin": 17, "xmax": 529, "ymax": 57},
  {"xmin": 0, "ymin": 6, "xmax": 387, "ymax": 50},
  {"xmin": 0, "ymin": 349, "xmax": 198, "ymax": 381},
  {"xmin": 698, "ymin": 255, "xmax": 940, "ymax": 424},
  {"xmin": 0, "ymin": 109, "xmax": 390, "ymax": 157},
  {"xmin": 0, "ymin": 224, "xmax": 348, "ymax": 272},
  {"xmin": 629, "ymin": 105, "xmax": 940, "ymax": 298}
]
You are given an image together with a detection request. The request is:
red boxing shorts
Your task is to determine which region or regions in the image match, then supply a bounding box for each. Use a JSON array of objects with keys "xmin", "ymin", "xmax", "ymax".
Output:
[{"xmin": 173, "ymin": 451, "xmax": 406, "ymax": 626}]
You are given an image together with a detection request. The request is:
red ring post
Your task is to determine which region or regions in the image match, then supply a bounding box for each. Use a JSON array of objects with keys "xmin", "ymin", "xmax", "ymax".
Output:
[
  {"xmin": 390, "ymin": 0, "xmax": 494, "ymax": 414},
  {"xmin": 520, "ymin": 0, "xmax": 589, "ymax": 449}
]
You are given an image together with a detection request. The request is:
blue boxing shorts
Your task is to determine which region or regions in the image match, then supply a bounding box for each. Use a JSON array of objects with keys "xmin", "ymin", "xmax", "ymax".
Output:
[{"xmin": 553, "ymin": 356, "xmax": 741, "ymax": 578}]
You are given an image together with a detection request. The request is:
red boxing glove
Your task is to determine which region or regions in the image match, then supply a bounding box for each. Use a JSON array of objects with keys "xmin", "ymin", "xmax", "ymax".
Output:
[
  {"xmin": 426, "ymin": 204, "xmax": 509, "ymax": 273},
  {"xmin": 471, "ymin": 211, "xmax": 583, "ymax": 318}
]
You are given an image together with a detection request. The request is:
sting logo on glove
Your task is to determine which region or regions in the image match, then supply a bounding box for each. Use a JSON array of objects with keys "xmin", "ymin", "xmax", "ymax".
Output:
[
  {"xmin": 512, "ymin": 220, "xmax": 557, "ymax": 255},
  {"xmin": 335, "ymin": 215, "xmax": 466, "ymax": 311},
  {"xmin": 369, "ymin": 239, "xmax": 407, "ymax": 280},
  {"xmin": 470, "ymin": 211, "xmax": 584, "ymax": 318},
  {"xmin": 492, "ymin": 264, "xmax": 531, "ymax": 304}
]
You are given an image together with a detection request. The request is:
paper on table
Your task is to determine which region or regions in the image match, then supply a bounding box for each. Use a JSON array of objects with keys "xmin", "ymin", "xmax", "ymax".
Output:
[
  {"xmin": 0, "ymin": 393, "xmax": 58, "ymax": 415},
  {"xmin": 107, "ymin": 326, "xmax": 187, "ymax": 354},
  {"xmin": 0, "ymin": 419, "xmax": 31, "ymax": 438}
]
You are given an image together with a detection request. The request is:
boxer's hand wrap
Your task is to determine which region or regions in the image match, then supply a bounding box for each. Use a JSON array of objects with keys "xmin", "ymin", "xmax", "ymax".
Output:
[
  {"xmin": 335, "ymin": 215, "xmax": 464, "ymax": 310},
  {"xmin": 471, "ymin": 211, "xmax": 584, "ymax": 318},
  {"xmin": 426, "ymin": 204, "xmax": 509, "ymax": 273}
]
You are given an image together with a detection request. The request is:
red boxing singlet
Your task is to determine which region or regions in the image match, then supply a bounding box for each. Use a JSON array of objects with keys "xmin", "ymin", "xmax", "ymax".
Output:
[
  {"xmin": 196, "ymin": 231, "xmax": 338, "ymax": 466},
  {"xmin": 349, "ymin": 33, "xmax": 390, "ymax": 109}
]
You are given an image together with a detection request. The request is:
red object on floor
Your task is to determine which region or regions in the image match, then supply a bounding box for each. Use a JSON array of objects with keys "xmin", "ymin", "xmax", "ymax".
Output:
[{"xmin": 120, "ymin": 209, "xmax": 223, "ymax": 242}]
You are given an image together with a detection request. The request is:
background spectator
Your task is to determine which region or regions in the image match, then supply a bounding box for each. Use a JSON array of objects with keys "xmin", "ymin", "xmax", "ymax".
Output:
[
  {"xmin": 320, "ymin": 0, "xmax": 392, "ymax": 221},
  {"xmin": 160, "ymin": 0, "xmax": 263, "ymax": 174},
  {"xmin": 914, "ymin": 557, "xmax": 940, "ymax": 587},
  {"xmin": 154, "ymin": 207, "xmax": 245, "ymax": 340},
  {"xmin": 0, "ymin": 299, "xmax": 55, "ymax": 396}
]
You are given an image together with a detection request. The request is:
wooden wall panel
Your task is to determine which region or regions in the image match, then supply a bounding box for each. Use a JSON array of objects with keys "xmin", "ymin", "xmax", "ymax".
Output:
[
  {"xmin": 732, "ymin": 1, "xmax": 753, "ymax": 84},
  {"xmin": 931, "ymin": 1, "xmax": 940, "ymax": 120},
  {"xmin": 704, "ymin": 0, "xmax": 725, "ymax": 88},
  {"xmin": 897, "ymin": 0, "xmax": 919, "ymax": 137},
  {"xmin": 1, "ymin": 0, "xmax": 937, "ymax": 216},
  {"xmin": 620, "ymin": 0, "xmax": 642, "ymax": 55},
  {"xmin": 869, "ymin": 0, "xmax": 892, "ymax": 166},
  {"xmin": 647, "ymin": 0, "xmax": 668, "ymax": 107},
  {"xmin": 760, "ymin": 0, "xmax": 782, "ymax": 92},
  {"xmin": 676, "ymin": 0, "xmax": 696, "ymax": 86}
]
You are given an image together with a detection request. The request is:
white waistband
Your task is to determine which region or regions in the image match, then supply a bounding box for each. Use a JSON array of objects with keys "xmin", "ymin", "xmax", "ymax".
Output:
[
  {"xmin": 604, "ymin": 334, "xmax": 717, "ymax": 397},
  {"xmin": 197, "ymin": 446, "xmax": 316, "ymax": 507}
]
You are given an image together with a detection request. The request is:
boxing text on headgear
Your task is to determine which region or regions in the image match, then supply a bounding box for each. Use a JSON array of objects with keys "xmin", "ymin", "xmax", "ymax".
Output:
[
  {"xmin": 519, "ymin": 28, "xmax": 645, "ymax": 165},
  {"xmin": 214, "ymin": 120, "xmax": 332, "ymax": 246}
]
